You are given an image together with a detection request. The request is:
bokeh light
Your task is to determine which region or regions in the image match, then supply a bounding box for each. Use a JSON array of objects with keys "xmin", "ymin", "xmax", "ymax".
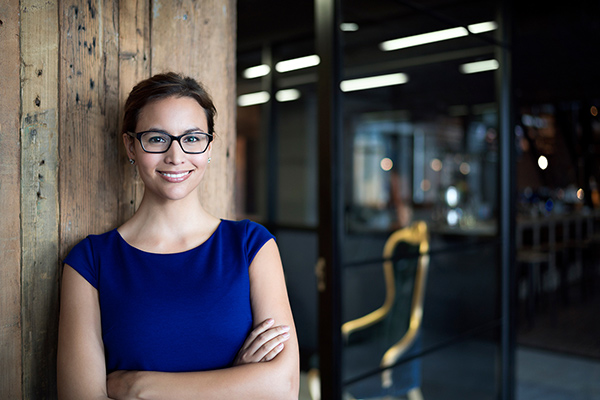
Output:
[
  {"xmin": 538, "ymin": 155, "xmax": 548, "ymax": 170},
  {"xmin": 380, "ymin": 157, "xmax": 393, "ymax": 171}
]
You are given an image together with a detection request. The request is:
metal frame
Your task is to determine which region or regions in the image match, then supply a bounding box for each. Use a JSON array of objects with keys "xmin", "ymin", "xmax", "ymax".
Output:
[
  {"xmin": 496, "ymin": 1, "xmax": 516, "ymax": 399},
  {"xmin": 315, "ymin": 0, "xmax": 343, "ymax": 398}
]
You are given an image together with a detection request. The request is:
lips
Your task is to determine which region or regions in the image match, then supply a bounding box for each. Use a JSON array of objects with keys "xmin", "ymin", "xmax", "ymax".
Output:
[
  {"xmin": 160, "ymin": 171, "xmax": 190, "ymax": 178},
  {"xmin": 158, "ymin": 170, "xmax": 192, "ymax": 182}
]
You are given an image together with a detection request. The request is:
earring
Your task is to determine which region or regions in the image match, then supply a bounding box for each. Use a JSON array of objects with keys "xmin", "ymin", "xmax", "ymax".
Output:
[
  {"xmin": 208, "ymin": 157, "xmax": 211, "ymax": 164},
  {"xmin": 129, "ymin": 158, "xmax": 135, "ymax": 165}
]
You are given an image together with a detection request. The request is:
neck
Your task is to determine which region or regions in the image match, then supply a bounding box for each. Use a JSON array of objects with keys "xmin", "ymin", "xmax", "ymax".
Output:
[
  {"xmin": 130, "ymin": 190, "xmax": 212, "ymax": 235},
  {"xmin": 119, "ymin": 190, "xmax": 221, "ymax": 254}
]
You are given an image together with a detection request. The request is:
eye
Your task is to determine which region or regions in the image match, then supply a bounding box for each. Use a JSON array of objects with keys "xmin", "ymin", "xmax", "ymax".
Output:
[
  {"xmin": 182, "ymin": 135, "xmax": 200, "ymax": 143},
  {"xmin": 146, "ymin": 134, "xmax": 167, "ymax": 144},
  {"xmin": 182, "ymin": 133, "xmax": 207, "ymax": 144}
]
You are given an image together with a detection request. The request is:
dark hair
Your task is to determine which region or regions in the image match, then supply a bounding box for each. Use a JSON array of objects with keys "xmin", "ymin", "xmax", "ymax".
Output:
[{"xmin": 122, "ymin": 72, "xmax": 217, "ymax": 135}]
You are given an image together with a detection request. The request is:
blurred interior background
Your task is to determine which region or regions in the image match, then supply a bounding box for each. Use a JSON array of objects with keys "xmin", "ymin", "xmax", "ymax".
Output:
[{"xmin": 234, "ymin": 1, "xmax": 600, "ymax": 398}]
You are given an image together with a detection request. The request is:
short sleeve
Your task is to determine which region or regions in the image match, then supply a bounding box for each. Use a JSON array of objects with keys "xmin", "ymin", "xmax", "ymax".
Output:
[
  {"xmin": 244, "ymin": 220, "xmax": 276, "ymax": 266},
  {"xmin": 63, "ymin": 237, "xmax": 99, "ymax": 289}
]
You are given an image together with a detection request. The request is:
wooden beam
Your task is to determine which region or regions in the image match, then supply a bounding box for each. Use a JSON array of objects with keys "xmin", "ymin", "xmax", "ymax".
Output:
[
  {"xmin": 118, "ymin": 0, "xmax": 150, "ymax": 221},
  {"xmin": 0, "ymin": 2, "xmax": 237, "ymax": 397},
  {"xmin": 20, "ymin": 1, "xmax": 60, "ymax": 397},
  {"xmin": 59, "ymin": 0, "xmax": 121, "ymax": 253},
  {"xmin": 0, "ymin": 0, "xmax": 23, "ymax": 398},
  {"xmin": 151, "ymin": 0, "xmax": 237, "ymax": 219}
]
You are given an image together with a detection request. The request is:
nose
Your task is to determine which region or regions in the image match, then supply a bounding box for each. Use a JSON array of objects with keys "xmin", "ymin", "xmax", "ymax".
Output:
[{"xmin": 163, "ymin": 139, "xmax": 186, "ymax": 164}]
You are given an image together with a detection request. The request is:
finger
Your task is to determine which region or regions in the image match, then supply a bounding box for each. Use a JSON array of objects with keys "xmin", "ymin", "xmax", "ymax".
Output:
[
  {"xmin": 234, "ymin": 326, "xmax": 291, "ymax": 365},
  {"xmin": 244, "ymin": 324, "xmax": 290, "ymax": 356},
  {"xmin": 261, "ymin": 342, "xmax": 285, "ymax": 362},
  {"xmin": 239, "ymin": 318, "xmax": 275, "ymax": 352},
  {"xmin": 249, "ymin": 328, "xmax": 291, "ymax": 360}
]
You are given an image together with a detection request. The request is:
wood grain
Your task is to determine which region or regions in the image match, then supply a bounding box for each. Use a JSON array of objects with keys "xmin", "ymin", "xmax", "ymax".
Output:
[
  {"xmin": 0, "ymin": 0, "xmax": 24, "ymax": 398},
  {"xmin": 118, "ymin": 0, "xmax": 150, "ymax": 221},
  {"xmin": 0, "ymin": 1, "xmax": 237, "ymax": 397},
  {"xmin": 59, "ymin": 0, "xmax": 121, "ymax": 254},
  {"xmin": 20, "ymin": 1, "xmax": 61, "ymax": 397}
]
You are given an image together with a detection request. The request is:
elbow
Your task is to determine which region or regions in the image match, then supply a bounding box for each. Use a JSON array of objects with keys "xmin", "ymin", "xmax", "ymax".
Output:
[
  {"xmin": 273, "ymin": 377, "xmax": 299, "ymax": 400},
  {"xmin": 269, "ymin": 361, "xmax": 299, "ymax": 400},
  {"xmin": 284, "ymin": 373, "xmax": 300, "ymax": 400}
]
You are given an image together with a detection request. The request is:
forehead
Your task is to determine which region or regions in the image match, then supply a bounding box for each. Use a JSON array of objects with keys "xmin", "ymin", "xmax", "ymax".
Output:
[{"xmin": 136, "ymin": 96, "xmax": 208, "ymax": 131}]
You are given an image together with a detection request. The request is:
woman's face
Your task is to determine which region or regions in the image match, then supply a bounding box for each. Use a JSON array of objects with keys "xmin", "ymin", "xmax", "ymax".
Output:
[{"xmin": 124, "ymin": 96, "xmax": 212, "ymax": 203}]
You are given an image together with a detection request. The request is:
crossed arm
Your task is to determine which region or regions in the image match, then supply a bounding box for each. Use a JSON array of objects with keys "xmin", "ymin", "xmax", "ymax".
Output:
[{"xmin": 57, "ymin": 239, "xmax": 299, "ymax": 400}]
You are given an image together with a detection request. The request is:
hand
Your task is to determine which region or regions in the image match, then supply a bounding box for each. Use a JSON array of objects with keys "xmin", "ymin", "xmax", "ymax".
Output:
[
  {"xmin": 233, "ymin": 318, "xmax": 291, "ymax": 366},
  {"xmin": 107, "ymin": 370, "xmax": 143, "ymax": 400}
]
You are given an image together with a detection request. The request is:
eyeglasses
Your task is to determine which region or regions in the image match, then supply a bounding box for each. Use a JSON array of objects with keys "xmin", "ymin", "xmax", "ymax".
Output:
[{"xmin": 129, "ymin": 130, "xmax": 213, "ymax": 154}]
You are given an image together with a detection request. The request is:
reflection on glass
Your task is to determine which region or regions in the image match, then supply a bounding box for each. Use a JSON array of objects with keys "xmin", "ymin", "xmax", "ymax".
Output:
[
  {"xmin": 349, "ymin": 112, "xmax": 498, "ymax": 233},
  {"xmin": 340, "ymin": 0, "xmax": 503, "ymax": 398}
]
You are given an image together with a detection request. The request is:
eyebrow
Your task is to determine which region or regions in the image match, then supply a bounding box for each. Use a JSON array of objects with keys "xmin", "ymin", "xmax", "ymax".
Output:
[{"xmin": 145, "ymin": 127, "xmax": 207, "ymax": 135}]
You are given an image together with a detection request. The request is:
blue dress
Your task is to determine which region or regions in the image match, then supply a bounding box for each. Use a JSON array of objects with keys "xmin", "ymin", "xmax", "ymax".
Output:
[{"xmin": 63, "ymin": 219, "xmax": 275, "ymax": 373}]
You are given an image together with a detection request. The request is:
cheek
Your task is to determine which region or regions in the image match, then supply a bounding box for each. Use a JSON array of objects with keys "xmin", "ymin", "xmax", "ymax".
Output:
[{"xmin": 136, "ymin": 154, "xmax": 162, "ymax": 169}]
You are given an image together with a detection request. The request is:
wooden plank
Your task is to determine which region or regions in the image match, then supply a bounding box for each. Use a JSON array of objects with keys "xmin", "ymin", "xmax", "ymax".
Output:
[
  {"xmin": 117, "ymin": 0, "xmax": 150, "ymax": 222},
  {"xmin": 151, "ymin": 0, "xmax": 237, "ymax": 219},
  {"xmin": 20, "ymin": 1, "xmax": 60, "ymax": 398},
  {"xmin": 59, "ymin": 0, "xmax": 121, "ymax": 254},
  {"xmin": 0, "ymin": 1, "xmax": 23, "ymax": 398}
]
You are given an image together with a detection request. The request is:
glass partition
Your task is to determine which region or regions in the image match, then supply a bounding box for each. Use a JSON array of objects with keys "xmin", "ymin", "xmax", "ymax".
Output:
[
  {"xmin": 235, "ymin": 0, "xmax": 510, "ymax": 398},
  {"xmin": 338, "ymin": 0, "xmax": 504, "ymax": 398}
]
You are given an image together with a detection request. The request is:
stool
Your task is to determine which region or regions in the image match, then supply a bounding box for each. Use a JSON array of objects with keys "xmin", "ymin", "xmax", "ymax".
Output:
[{"xmin": 517, "ymin": 248, "xmax": 551, "ymax": 328}]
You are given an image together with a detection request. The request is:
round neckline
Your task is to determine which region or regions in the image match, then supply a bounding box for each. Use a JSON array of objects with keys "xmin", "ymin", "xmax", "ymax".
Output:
[{"xmin": 114, "ymin": 219, "xmax": 224, "ymax": 256}]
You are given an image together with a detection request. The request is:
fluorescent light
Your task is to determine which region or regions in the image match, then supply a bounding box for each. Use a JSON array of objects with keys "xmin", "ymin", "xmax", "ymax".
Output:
[
  {"xmin": 340, "ymin": 22, "xmax": 359, "ymax": 32},
  {"xmin": 275, "ymin": 55, "xmax": 320, "ymax": 73},
  {"xmin": 380, "ymin": 21, "xmax": 497, "ymax": 51},
  {"xmin": 243, "ymin": 64, "xmax": 271, "ymax": 79},
  {"xmin": 468, "ymin": 21, "xmax": 498, "ymax": 34},
  {"xmin": 237, "ymin": 91, "xmax": 270, "ymax": 107},
  {"xmin": 275, "ymin": 89, "xmax": 301, "ymax": 102},
  {"xmin": 459, "ymin": 59, "xmax": 499, "ymax": 74},
  {"xmin": 340, "ymin": 73, "xmax": 408, "ymax": 92},
  {"xmin": 380, "ymin": 27, "xmax": 468, "ymax": 51}
]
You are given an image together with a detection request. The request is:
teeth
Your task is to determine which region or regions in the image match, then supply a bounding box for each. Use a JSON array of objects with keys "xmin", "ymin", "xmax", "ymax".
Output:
[{"xmin": 161, "ymin": 171, "xmax": 189, "ymax": 178}]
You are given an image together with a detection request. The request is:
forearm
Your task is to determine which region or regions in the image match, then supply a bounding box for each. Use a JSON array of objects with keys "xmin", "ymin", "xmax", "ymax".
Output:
[
  {"xmin": 58, "ymin": 266, "xmax": 113, "ymax": 400},
  {"xmin": 121, "ymin": 356, "xmax": 298, "ymax": 400}
]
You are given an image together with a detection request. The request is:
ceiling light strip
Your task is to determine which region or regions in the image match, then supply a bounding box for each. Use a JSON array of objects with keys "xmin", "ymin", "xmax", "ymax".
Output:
[
  {"xmin": 380, "ymin": 21, "xmax": 497, "ymax": 51},
  {"xmin": 459, "ymin": 59, "xmax": 499, "ymax": 74},
  {"xmin": 468, "ymin": 21, "xmax": 498, "ymax": 34},
  {"xmin": 340, "ymin": 73, "xmax": 408, "ymax": 92},
  {"xmin": 275, "ymin": 89, "xmax": 301, "ymax": 102},
  {"xmin": 275, "ymin": 55, "xmax": 320, "ymax": 73},
  {"xmin": 380, "ymin": 27, "xmax": 468, "ymax": 51},
  {"xmin": 243, "ymin": 64, "xmax": 271, "ymax": 79},
  {"xmin": 237, "ymin": 91, "xmax": 270, "ymax": 107}
]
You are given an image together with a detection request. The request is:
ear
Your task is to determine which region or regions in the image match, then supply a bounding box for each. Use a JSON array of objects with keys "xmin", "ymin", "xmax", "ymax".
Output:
[
  {"xmin": 206, "ymin": 140, "xmax": 213, "ymax": 160},
  {"xmin": 123, "ymin": 133, "xmax": 136, "ymax": 160}
]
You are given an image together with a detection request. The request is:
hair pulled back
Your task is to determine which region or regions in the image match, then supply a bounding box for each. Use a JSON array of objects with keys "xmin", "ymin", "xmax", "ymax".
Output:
[{"xmin": 122, "ymin": 72, "xmax": 217, "ymax": 135}]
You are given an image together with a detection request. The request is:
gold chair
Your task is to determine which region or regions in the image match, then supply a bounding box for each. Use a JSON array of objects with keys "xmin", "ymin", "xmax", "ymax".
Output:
[{"xmin": 309, "ymin": 221, "xmax": 430, "ymax": 400}]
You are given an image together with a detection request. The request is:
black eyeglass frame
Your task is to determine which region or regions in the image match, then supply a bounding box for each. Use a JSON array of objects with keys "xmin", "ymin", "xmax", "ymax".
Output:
[{"xmin": 128, "ymin": 130, "xmax": 213, "ymax": 154}]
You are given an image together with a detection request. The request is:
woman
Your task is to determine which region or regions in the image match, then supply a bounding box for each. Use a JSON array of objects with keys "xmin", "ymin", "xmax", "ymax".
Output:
[{"xmin": 57, "ymin": 72, "xmax": 299, "ymax": 399}]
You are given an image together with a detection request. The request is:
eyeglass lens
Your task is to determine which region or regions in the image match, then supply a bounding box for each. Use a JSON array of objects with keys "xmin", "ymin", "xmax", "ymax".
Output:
[{"xmin": 140, "ymin": 131, "xmax": 210, "ymax": 153}]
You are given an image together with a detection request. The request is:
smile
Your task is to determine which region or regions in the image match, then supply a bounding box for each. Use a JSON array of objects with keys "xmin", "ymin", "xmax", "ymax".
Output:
[
  {"xmin": 157, "ymin": 170, "xmax": 193, "ymax": 183},
  {"xmin": 159, "ymin": 171, "xmax": 191, "ymax": 178}
]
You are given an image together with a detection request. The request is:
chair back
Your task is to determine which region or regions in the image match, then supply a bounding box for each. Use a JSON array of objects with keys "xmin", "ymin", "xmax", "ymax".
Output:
[
  {"xmin": 342, "ymin": 221, "xmax": 430, "ymax": 396},
  {"xmin": 380, "ymin": 221, "xmax": 429, "ymax": 388}
]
